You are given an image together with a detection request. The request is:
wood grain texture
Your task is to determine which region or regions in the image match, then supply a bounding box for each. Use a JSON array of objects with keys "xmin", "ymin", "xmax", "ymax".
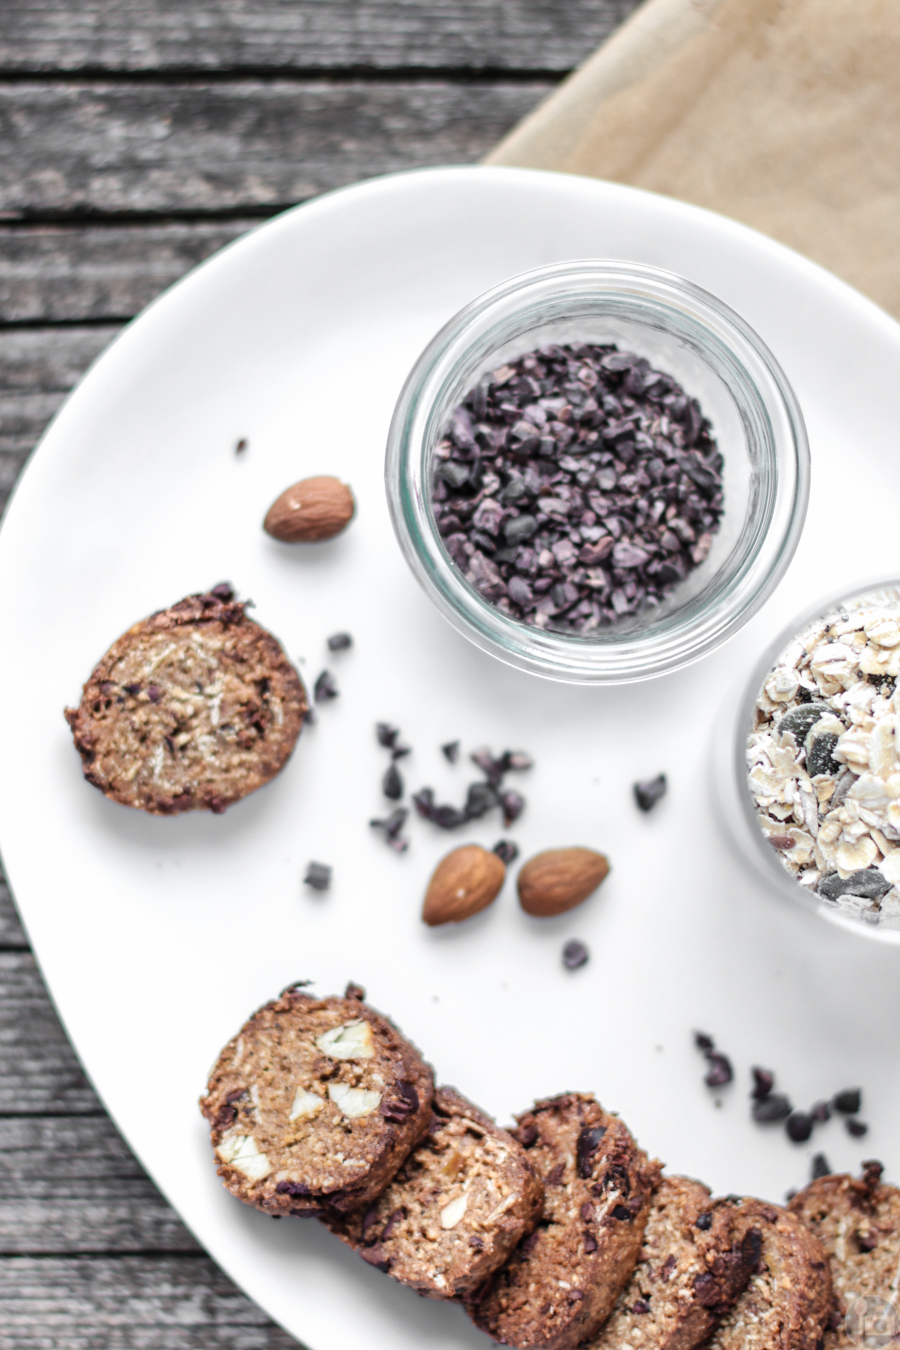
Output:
[
  {"xmin": 0, "ymin": 223, "xmax": 254, "ymax": 321},
  {"xmin": 0, "ymin": 952, "xmax": 100, "ymax": 1114},
  {"xmin": 0, "ymin": 1116, "xmax": 200, "ymax": 1254},
  {"xmin": 0, "ymin": 1256, "xmax": 301, "ymax": 1348},
  {"xmin": 0, "ymin": 81, "xmax": 552, "ymax": 218},
  {"xmin": 0, "ymin": 1, "xmax": 638, "ymax": 75}
]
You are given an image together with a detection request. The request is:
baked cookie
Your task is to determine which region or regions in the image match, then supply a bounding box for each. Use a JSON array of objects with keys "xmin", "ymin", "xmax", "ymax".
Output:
[
  {"xmin": 65, "ymin": 584, "xmax": 307, "ymax": 814},
  {"xmin": 788, "ymin": 1161, "xmax": 900, "ymax": 1349},
  {"xmin": 584, "ymin": 1176, "xmax": 760, "ymax": 1350},
  {"xmin": 465, "ymin": 1092, "xmax": 662, "ymax": 1350},
  {"xmin": 708, "ymin": 1200, "xmax": 833, "ymax": 1350},
  {"xmin": 323, "ymin": 1086, "xmax": 544, "ymax": 1299},
  {"xmin": 200, "ymin": 983, "xmax": 434, "ymax": 1216}
]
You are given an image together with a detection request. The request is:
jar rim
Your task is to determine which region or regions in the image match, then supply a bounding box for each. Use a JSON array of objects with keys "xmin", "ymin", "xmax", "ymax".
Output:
[{"xmin": 385, "ymin": 259, "xmax": 810, "ymax": 685}]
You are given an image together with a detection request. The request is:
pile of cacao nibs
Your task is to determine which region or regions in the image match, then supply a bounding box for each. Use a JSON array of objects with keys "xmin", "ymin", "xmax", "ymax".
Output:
[
  {"xmin": 431, "ymin": 342, "xmax": 724, "ymax": 632},
  {"xmin": 694, "ymin": 1033, "xmax": 869, "ymax": 1144}
]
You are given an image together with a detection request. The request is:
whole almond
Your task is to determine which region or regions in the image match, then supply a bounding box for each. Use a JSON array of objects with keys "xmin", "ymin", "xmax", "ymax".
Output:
[
  {"xmin": 264, "ymin": 476, "xmax": 355, "ymax": 543},
  {"xmin": 517, "ymin": 847, "xmax": 609, "ymax": 917},
  {"xmin": 423, "ymin": 845, "xmax": 505, "ymax": 926}
]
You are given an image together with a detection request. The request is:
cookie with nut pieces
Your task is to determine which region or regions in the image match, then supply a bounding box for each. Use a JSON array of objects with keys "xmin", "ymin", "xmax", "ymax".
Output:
[
  {"xmin": 788, "ymin": 1161, "xmax": 899, "ymax": 1349},
  {"xmin": 464, "ymin": 1092, "xmax": 661, "ymax": 1350},
  {"xmin": 707, "ymin": 1199, "xmax": 833, "ymax": 1350},
  {"xmin": 583, "ymin": 1176, "xmax": 760, "ymax": 1350},
  {"xmin": 200, "ymin": 983, "xmax": 434, "ymax": 1217},
  {"xmin": 65, "ymin": 585, "xmax": 307, "ymax": 814},
  {"xmin": 323, "ymin": 1085, "xmax": 544, "ymax": 1298}
]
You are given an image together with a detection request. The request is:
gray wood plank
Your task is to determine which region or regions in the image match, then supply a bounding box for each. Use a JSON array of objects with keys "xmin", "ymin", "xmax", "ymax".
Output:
[
  {"xmin": 0, "ymin": 1116, "xmax": 199, "ymax": 1254},
  {"xmin": 0, "ymin": 1255, "xmax": 301, "ymax": 1348},
  {"xmin": 0, "ymin": 222, "xmax": 253, "ymax": 322},
  {"xmin": 0, "ymin": 871, "xmax": 27, "ymax": 949},
  {"xmin": 0, "ymin": 1, "xmax": 639, "ymax": 75},
  {"xmin": 0, "ymin": 81, "xmax": 551, "ymax": 217},
  {"xmin": 0, "ymin": 952, "xmax": 101, "ymax": 1114}
]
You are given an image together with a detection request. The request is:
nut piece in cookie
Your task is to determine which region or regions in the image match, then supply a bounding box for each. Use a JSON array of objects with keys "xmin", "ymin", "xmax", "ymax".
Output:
[
  {"xmin": 323, "ymin": 1085, "xmax": 544, "ymax": 1298},
  {"xmin": 788, "ymin": 1160, "xmax": 898, "ymax": 1349},
  {"xmin": 585, "ymin": 1176, "xmax": 759, "ymax": 1350},
  {"xmin": 465, "ymin": 1092, "xmax": 662, "ymax": 1350},
  {"xmin": 64, "ymin": 585, "xmax": 307, "ymax": 815},
  {"xmin": 200, "ymin": 983, "xmax": 435, "ymax": 1216},
  {"xmin": 708, "ymin": 1199, "xmax": 833, "ymax": 1350}
]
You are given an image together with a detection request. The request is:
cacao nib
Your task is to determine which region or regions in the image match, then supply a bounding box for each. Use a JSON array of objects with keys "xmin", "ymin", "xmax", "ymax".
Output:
[
  {"xmin": 382, "ymin": 763, "xmax": 403, "ymax": 800},
  {"xmin": 811, "ymin": 1154, "xmax": 831, "ymax": 1180},
  {"xmin": 562, "ymin": 939, "xmax": 589, "ymax": 970},
  {"xmin": 327, "ymin": 632, "xmax": 352, "ymax": 651},
  {"xmin": 314, "ymin": 670, "xmax": 338, "ymax": 702},
  {"xmin": 376, "ymin": 722, "xmax": 399, "ymax": 748},
  {"xmin": 303, "ymin": 862, "xmax": 331, "ymax": 892},
  {"xmin": 493, "ymin": 839, "xmax": 519, "ymax": 864},
  {"xmin": 704, "ymin": 1053, "xmax": 733, "ymax": 1088},
  {"xmin": 751, "ymin": 1067, "xmax": 775, "ymax": 1099},
  {"xmin": 369, "ymin": 807, "xmax": 409, "ymax": 852},
  {"xmin": 576, "ymin": 1124, "xmax": 607, "ymax": 1178},
  {"xmin": 442, "ymin": 740, "xmax": 460, "ymax": 763},
  {"xmin": 833, "ymin": 1089, "xmax": 862, "ymax": 1114},
  {"xmin": 634, "ymin": 774, "xmax": 667, "ymax": 812},
  {"xmin": 786, "ymin": 1112, "xmax": 813, "ymax": 1143},
  {"xmin": 753, "ymin": 1094, "xmax": 793, "ymax": 1123},
  {"xmin": 847, "ymin": 1118, "xmax": 869, "ymax": 1137}
]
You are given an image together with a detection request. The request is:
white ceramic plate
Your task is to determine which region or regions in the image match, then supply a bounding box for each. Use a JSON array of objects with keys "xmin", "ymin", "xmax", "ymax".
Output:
[{"xmin": 2, "ymin": 167, "xmax": 900, "ymax": 1350}]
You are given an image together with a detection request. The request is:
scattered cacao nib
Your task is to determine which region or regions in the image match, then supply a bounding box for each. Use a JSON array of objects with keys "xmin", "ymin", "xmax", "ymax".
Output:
[
  {"xmin": 634, "ymin": 774, "xmax": 667, "ymax": 812},
  {"xmin": 314, "ymin": 670, "xmax": 338, "ymax": 702},
  {"xmin": 327, "ymin": 632, "xmax": 352, "ymax": 651},
  {"xmin": 493, "ymin": 839, "xmax": 519, "ymax": 865},
  {"xmin": 562, "ymin": 939, "xmax": 589, "ymax": 970},
  {"xmin": 500, "ymin": 790, "xmax": 525, "ymax": 826},
  {"xmin": 442, "ymin": 740, "xmax": 460, "ymax": 763},
  {"xmin": 376, "ymin": 722, "xmax": 399, "ymax": 748},
  {"xmin": 303, "ymin": 861, "xmax": 332, "ymax": 892},
  {"xmin": 344, "ymin": 982, "xmax": 365, "ymax": 1001},
  {"xmin": 705, "ymin": 1053, "xmax": 733, "ymax": 1088},
  {"xmin": 694, "ymin": 1032, "xmax": 714, "ymax": 1052},
  {"xmin": 382, "ymin": 763, "xmax": 403, "ymax": 800},
  {"xmin": 369, "ymin": 807, "xmax": 409, "ymax": 852},
  {"xmin": 123, "ymin": 682, "xmax": 141, "ymax": 696},
  {"xmin": 659, "ymin": 1254, "xmax": 677, "ymax": 1281},
  {"xmin": 545, "ymin": 1163, "xmax": 566, "ymax": 1186},
  {"xmin": 235, "ymin": 438, "xmax": 248, "ymax": 454},
  {"xmin": 360, "ymin": 1245, "xmax": 391, "ymax": 1272},
  {"xmin": 465, "ymin": 782, "xmax": 498, "ymax": 818},
  {"xmin": 751, "ymin": 1067, "xmax": 775, "ymax": 1099},
  {"xmin": 281, "ymin": 979, "xmax": 313, "ymax": 994},
  {"xmin": 858, "ymin": 1230, "xmax": 879, "ymax": 1251},
  {"xmin": 209, "ymin": 582, "xmax": 234, "ymax": 600},
  {"xmin": 753, "ymin": 1094, "xmax": 793, "ymax": 1123},
  {"xmin": 147, "ymin": 684, "xmax": 161, "ymax": 703},
  {"xmin": 786, "ymin": 1112, "xmax": 813, "ymax": 1144},
  {"xmin": 275, "ymin": 1181, "xmax": 311, "ymax": 1196},
  {"xmin": 304, "ymin": 706, "xmax": 317, "ymax": 725},
  {"xmin": 611, "ymin": 1204, "xmax": 633, "ymax": 1221},
  {"xmin": 380, "ymin": 1209, "xmax": 404, "ymax": 1240},
  {"xmin": 391, "ymin": 742, "xmax": 411, "ymax": 760},
  {"xmin": 847, "ymin": 1118, "xmax": 869, "ymax": 1138},
  {"xmin": 811, "ymin": 1100, "xmax": 832, "ymax": 1124},
  {"xmin": 215, "ymin": 1104, "xmax": 236, "ymax": 1128},
  {"xmin": 584, "ymin": 1233, "xmax": 598, "ymax": 1254},
  {"xmin": 631, "ymin": 1301, "xmax": 650, "ymax": 1315},
  {"xmin": 833, "ymin": 1089, "xmax": 862, "ymax": 1114},
  {"xmin": 432, "ymin": 343, "xmax": 724, "ymax": 632},
  {"xmin": 469, "ymin": 1235, "xmax": 484, "ymax": 1249},
  {"xmin": 517, "ymin": 1123, "xmax": 538, "ymax": 1148},
  {"xmin": 695, "ymin": 1212, "xmax": 713, "ymax": 1231},
  {"xmin": 811, "ymin": 1154, "xmax": 831, "ymax": 1181}
]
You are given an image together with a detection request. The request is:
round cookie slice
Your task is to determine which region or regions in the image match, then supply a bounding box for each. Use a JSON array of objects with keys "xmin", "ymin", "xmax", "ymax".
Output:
[
  {"xmin": 65, "ymin": 584, "xmax": 307, "ymax": 814},
  {"xmin": 788, "ymin": 1161, "xmax": 900, "ymax": 1349},
  {"xmin": 707, "ymin": 1199, "xmax": 833, "ymax": 1350},
  {"xmin": 583, "ymin": 1176, "xmax": 761, "ymax": 1350},
  {"xmin": 323, "ymin": 1085, "xmax": 544, "ymax": 1299},
  {"xmin": 200, "ymin": 983, "xmax": 435, "ymax": 1216},
  {"xmin": 464, "ymin": 1092, "xmax": 662, "ymax": 1350}
]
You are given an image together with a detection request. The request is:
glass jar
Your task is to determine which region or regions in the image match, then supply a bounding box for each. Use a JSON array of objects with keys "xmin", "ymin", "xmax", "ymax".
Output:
[
  {"xmin": 385, "ymin": 260, "xmax": 809, "ymax": 684},
  {"xmin": 719, "ymin": 579, "xmax": 900, "ymax": 944}
]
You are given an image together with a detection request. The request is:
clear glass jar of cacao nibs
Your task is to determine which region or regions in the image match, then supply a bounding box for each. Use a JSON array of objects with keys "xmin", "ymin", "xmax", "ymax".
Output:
[
  {"xmin": 724, "ymin": 580, "xmax": 900, "ymax": 944},
  {"xmin": 385, "ymin": 261, "xmax": 809, "ymax": 684}
]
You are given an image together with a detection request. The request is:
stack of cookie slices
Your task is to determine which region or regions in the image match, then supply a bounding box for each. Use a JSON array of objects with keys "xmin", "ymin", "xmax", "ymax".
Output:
[{"xmin": 201, "ymin": 985, "xmax": 897, "ymax": 1350}]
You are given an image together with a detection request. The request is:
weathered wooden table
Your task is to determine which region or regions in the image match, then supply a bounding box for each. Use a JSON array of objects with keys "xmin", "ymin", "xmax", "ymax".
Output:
[{"xmin": 0, "ymin": 4, "xmax": 639, "ymax": 1343}]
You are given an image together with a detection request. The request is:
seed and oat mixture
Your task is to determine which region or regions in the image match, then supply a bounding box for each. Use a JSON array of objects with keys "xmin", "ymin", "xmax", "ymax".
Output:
[
  {"xmin": 432, "ymin": 343, "xmax": 724, "ymax": 633},
  {"xmin": 747, "ymin": 589, "xmax": 900, "ymax": 923}
]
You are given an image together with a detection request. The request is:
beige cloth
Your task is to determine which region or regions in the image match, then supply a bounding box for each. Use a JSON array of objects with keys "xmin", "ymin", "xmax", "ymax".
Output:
[{"xmin": 486, "ymin": 0, "xmax": 900, "ymax": 319}]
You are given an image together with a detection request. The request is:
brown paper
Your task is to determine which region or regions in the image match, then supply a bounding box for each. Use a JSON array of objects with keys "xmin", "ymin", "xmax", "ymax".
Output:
[{"xmin": 486, "ymin": 0, "xmax": 900, "ymax": 319}]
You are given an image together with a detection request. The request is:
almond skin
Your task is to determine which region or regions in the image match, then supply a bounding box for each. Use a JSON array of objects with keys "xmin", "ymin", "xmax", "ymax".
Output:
[
  {"xmin": 517, "ymin": 847, "xmax": 609, "ymax": 917},
  {"xmin": 263, "ymin": 476, "xmax": 355, "ymax": 543},
  {"xmin": 423, "ymin": 845, "xmax": 506, "ymax": 926}
]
